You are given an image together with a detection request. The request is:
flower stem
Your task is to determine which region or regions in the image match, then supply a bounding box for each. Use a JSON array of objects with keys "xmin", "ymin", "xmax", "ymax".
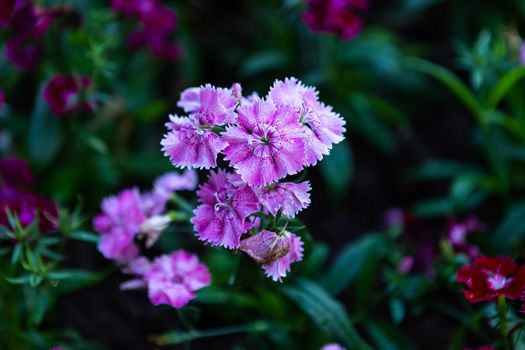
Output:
[{"xmin": 497, "ymin": 296, "xmax": 512, "ymax": 350}]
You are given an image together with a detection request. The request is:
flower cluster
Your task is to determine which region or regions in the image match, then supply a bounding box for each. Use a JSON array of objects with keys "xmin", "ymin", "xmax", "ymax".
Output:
[
  {"xmin": 161, "ymin": 77, "xmax": 345, "ymax": 281},
  {"xmin": 93, "ymin": 169, "xmax": 209, "ymax": 308},
  {"xmin": 111, "ymin": 0, "xmax": 181, "ymax": 60},
  {"xmin": 93, "ymin": 169, "xmax": 196, "ymax": 263},
  {"xmin": 121, "ymin": 251, "xmax": 211, "ymax": 308},
  {"xmin": 303, "ymin": 0, "xmax": 368, "ymax": 40},
  {"xmin": 43, "ymin": 75, "xmax": 93, "ymax": 116},
  {"xmin": 1, "ymin": 0, "xmax": 53, "ymax": 70},
  {"xmin": 0, "ymin": 157, "xmax": 58, "ymax": 233},
  {"xmin": 457, "ymin": 256, "xmax": 525, "ymax": 303}
]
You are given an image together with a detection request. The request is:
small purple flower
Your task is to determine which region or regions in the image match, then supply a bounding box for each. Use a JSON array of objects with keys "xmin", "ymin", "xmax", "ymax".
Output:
[
  {"xmin": 0, "ymin": 191, "xmax": 58, "ymax": 233},
  {"xmin": 43, "ymin": 75, "xmax": 93, "ymax": 116},
  {"xmin": 398, "ymin": 256, "xmax": 414, "ymax": 274},
  {"xmin": 222, "ymin": 99, "xmax": 307, "ymax": 187},
  {"xmin": 161, "ymin": 115, "xmax": 228, "ymax": 169},
  {"xmin": 144, "ymin": 250, "xmax": 211, "ymax": 308},
  {"xmin": 256, "ymin": 181, "xmax": 311, "ymax": 218},
  {"xmin": 0, "ymin": 89, "xmax": 4, "ymax": 112},
  {"xmin": 303, "ymin": 0, "xmax": 368, "ymax": 40},
  {"xmin": 520, "ymin": 43, "xmax": 525, "ymax": 66},
  {"xmin": 447, "ymin": 216, "xmax": 485, "ymax": 259},
  {"xmin": 177, "ymin": 84, "xmax": 240, "ymax": 125},
  {"xmin": 5, "ymin": 34, "xmax": 42, "ymax": 70},
  {"xmin": 11, "ymin": 3, "xmax": 53, "ymax": 39},
  {"xmin": 241, "ymin": 230, "xmax": 303, "ymax": 281},
  {"xmin": 191, "ymin": 170, "xmax": 259, "ymax": 249},
  {"xmin": 93, "ymin": 188, "xmax": 146, "ymax": 263}
]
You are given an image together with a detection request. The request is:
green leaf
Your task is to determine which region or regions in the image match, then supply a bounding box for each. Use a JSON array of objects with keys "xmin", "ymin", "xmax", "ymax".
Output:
[
  {"xmin": 240, "ymin": 51, "xmax": 290, "ymax": 77},
  {"xmin": 411, "ymin": 197, "xmax": 452, "ymax": 218},
  {"xmin": 28, "ymin": 84, "xmax": 63, "ymax": 165},
  {"xmin": 152, "ymin": 322, "xmax": 271, "ymax": 345},
  {"xmin": 321, "ymin": 234, "xmax": 386, "ymax": 295},
  {"xmin": 5, "ymin": 275, "xmax": 31, "ymax": 284},
  {"xmin": 365, "ymin": 320, "xmax": 416, "ymax": 350},
  {"xmin": 70, "ymin": 231, "xmax": 100, "ymax": 244},
  {"xmin": 491, "ymin": 201, "xmax": 525, "ymax": 253},
  {"xmin": 487, "ymin": 67, "xmax": 525, "ymax": 108},
  {"xmin": 405, "ymin": 160, "xmax": 480, "ymax": 182},
  {"xmin": 404, "ymin": 57, "xmax": 483, "ymax": 122},
  {"xmin": 282, "ymin": 278, "xmax": 372, "ymax": 350},
  {"xmin": 389, "ymin": 298, "xmax": 405, "ymax": 324},
  {"xmin": 319, "ymin": 140, "xmax": 354, "ymax": 196}
]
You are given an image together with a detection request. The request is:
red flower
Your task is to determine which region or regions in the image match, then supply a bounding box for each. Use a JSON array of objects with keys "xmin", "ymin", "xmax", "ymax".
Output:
[
  {"xmin": 43, "ymin": 75, "xmax": 93, "ymax": 116},
  {"xmin": 303, "ymin": 0, "xmax": 368, "ymax": 40},
  {"xmin": 457, "ymin": 256, "xmax": 525, "ymax": 303}
]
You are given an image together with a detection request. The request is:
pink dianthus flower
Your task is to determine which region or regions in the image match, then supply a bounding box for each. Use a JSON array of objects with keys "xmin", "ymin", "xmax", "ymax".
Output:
[
  {"xmin": 145, "ymin": 250, "xmax": 211, "ymax": 308},
  {"xmin": 267, "ymin": 77, "xmax": 346, "ymax": 166},
  {"xmin": 191, "ymin": 170, "xmax": 259, "ymax": 249},
  {"xmin": 161, "ymin": 114, "xmax": 228, "ymax": 169},
  {"xmin": 256, "ymin": 181, "xmax": 311, "ymax": 218},
  {"xmin": 222, "ymin": 99, "xmax": 307, "ymax": 187},
  {"xmin": 241, "ymin": 230, "xmax": 304, "ymax": 281},
  {"xmin": 93, "ymin": 188, "xmax": 146, "ymax": 263}
]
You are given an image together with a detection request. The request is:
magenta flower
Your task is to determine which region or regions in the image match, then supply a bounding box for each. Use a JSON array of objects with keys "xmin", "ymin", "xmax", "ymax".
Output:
[
  {"xmin": 0, "ymin": 157, "xmax": 34, "ymax": 187},
  {"xmin": 241, "ymin": 230, "xmax": 304, "ymax": 281},
  {"xmin": 191, "ymin": 170, "xmax": 259, "ymax": 249},
  {"xmin": 161, "ymin": 115, "xmax": 228, "ymax": 169},
  {"xmin": 177, "ymin": 84, "xmax": 239, "ymax": 125},
  {"xmin": 93, "ymin": 188, "xmax": 146, "ymax": 263},
  {"xmin": 0, "ymin": 89, "xmax": 4, "ymax": 112},
  {"xmin": 5, "ymin": 34, "xmax": 42, "ymax": 70},
  {"xmin": 120, "ymin": 256, "xmax": 152, "ymax": 290},
  {"xmin": 0, "ymin": 0, "xmax": 22, "ymax": 27},
  {"xmin": 521, "ymin": 43, "xmax": 525, "ymax": 66},
  {"xmin": 144, "ymin": 250, "xmax": 211, "ymax": 308},
  {"xmin": 0, "ymin": 157, "xmax": 57, "ymax": 233},
  {"xmin": 43, "ymin": 75, "xmax": 93, "ymax": 116},
  {"xmin": 303, "ymin": 0, "xmax": 368, "ymax": 40},
  {"xmin": 267, "ymin": 78, "xmax": 346, "ymax": 166},
  {"xmin": 222, "ymin": 100, "xmax": 307, "ymax": 187},
  {"xmin": 0, "ymin": 192, "xmax": 58, "ymax": 233},
  {"xmin": 11, "ymin": 3, "xmax": 52, "ymax": 39},
  {"xmin": 256, "ymin": 181, "xmax": 311, "ymax": 218}
]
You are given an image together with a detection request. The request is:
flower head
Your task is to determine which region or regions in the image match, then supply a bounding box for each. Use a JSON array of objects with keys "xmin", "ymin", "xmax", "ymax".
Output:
[
  {"xmin": 43, "ymin": 75, "xmax": 93, "ymax": 116},
  {"xmin": 177, "ymin": 84, "xmax": 239, "ymax": 125},
  {"xmin": 161, "ymin": 115, "xmax": 228, "ymax": 169},
  {"xmin": 191, "ymin": 170, "xmax": 259, "ymax": 249},
  {"xmin": 447, "ymin": 216, "xmax": 484, "ymax": 259},
  {"xmin": 457, "ymin": 256, "xmax": 525, "ymax": 302},
  {"xmin": 303, "ymin": 0, "xmax": 368, "ymax": 40},
  {"xmin": 93, "ymin": 188, "xmax": 146, "ymax": 263},
  {"xmin": 144, "ymin": 250, "xmax": 211, "ymax": 308},
  {"xmin": 5, "ymin": 34, "xmax": 42, "ymax": 70},
  {"xmin": 256, "ymin": 181, "xmax": 311, "ymax": 218},
  {"xmin": 0, "ymin": 192, "xmax": 58, "ymax": 233},
  {"xmin": 222, "ymin": 99, "xmax": 307, "ymax": 187},
  {"xmin": 267, "ymin": 78, "xmax": 346, "ymax": 165},
  {"xmin": 241, "ymin": 230, "xmax": 304, "ymax": 281}
]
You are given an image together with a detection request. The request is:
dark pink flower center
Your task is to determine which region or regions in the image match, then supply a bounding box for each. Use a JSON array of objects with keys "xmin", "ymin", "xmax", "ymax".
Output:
[{"xmin": 248, "ymin": 124, "xmax": 280, "ymax": 158}]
